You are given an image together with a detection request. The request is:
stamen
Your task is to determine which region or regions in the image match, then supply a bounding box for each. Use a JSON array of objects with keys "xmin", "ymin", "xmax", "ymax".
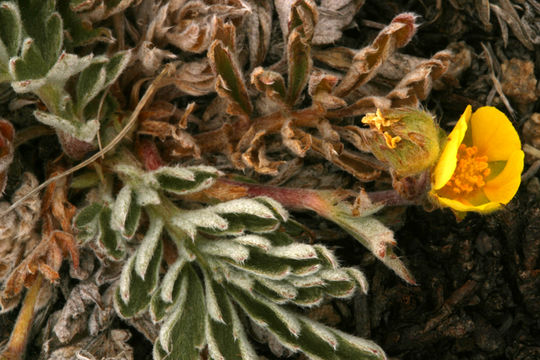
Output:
[
  {"xmin": 443, "ymin": 144, "xmax": 491, "ymax": 195},
  {"xmin": 362, "ymin": 109, "xmax": 401, "ymax": 148}
]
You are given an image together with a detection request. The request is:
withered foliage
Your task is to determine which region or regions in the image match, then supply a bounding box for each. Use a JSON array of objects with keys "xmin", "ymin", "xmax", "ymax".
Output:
[{"xmin": 1, "ymin": 166, "xmax": 78, "ymax": 311}]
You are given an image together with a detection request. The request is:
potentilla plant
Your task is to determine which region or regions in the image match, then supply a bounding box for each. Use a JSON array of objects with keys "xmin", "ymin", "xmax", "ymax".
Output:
[{"xmin": 0, "ymin": 1, "xmax": 526, "ymax": 360}]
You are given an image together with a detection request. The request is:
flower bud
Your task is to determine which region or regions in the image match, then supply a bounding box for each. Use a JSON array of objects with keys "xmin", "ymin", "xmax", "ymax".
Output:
[{"xmin": 360, "ymin": 108, "xmax": 443, "ymax": 177}]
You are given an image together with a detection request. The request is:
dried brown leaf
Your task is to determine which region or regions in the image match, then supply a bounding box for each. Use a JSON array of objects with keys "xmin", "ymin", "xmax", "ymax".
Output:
[
  {"xmin": 333, "ymin": 13, "xmax": 418, "ymax": 98},
  {"xmin": 481, "ymin": 42, "xmax": 515, "ymax": 117},
  {"xmin": 1, "ymin": 168, "xmax": 78, "ymax": 309},
  {"xmin": 523, "ymin": 113, "xmax": 540, "ymax": 164},
  {"xmin": 490, "ymin": 2, "xmax": 534, "ymax": 50},
  {"xmin": 475, "ymin": 0, "xmax": 492, "ymax": 31},
  {"xmin": 164, "ymin": 0, "xmax": 250, "ymax": 53},
  {"xmin": 75, "ymin": 0, "xmax": 142, "ymax": 22},
  {"xmin": 310, "ymin": 136, "xmax": 383, "ymax": 182},
  {"xmin": 167, "ymin": 60, "xmax": 216, "ymax": 96},
  {"xmin": 245, "ymin": 0, "xmax": 273, "ymax": 68},
  {"xmin": 313, "ymin": 0, "xmax": 365, "ymax": 45},
  {"xmin": 136, "ymin": 41, "xmax": 176, "ymax": 75},
  {"xmin": 386, "ymin": 50, "xmax": 452, "ymax": 108},
  {"xmin": 0, "ymin": 174, "xmax": 41, "ymax": 289},
  {"xmin": 308, "ymin": 70, "xmax": 347, "ymax": 109},
  {"xmin": 251, "ymin": 66, "xmax": 288, "ymax": 107},
  {"xmin": 312, "ymin": 46, "xmax": 356, "ymax": 72},
  {"xmin": 326, "ymin": 95, "xmax": 391, "ymax": 118},
  {"xmin": 281, "ymin": 118, "xmax": 312, "ymax": 157},
  {"xmin": 53, "ymin": 283, "xmax": 102, "ymax": 343},
  {"xmin": 241, "ymin": 130, "xmax": 285, "ymax": 175}
]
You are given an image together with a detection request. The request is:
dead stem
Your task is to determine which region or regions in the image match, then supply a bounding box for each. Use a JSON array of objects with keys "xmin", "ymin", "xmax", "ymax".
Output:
[{"xmin": 0, "ymin": 274, "xmax": 44, "ymax": 360}]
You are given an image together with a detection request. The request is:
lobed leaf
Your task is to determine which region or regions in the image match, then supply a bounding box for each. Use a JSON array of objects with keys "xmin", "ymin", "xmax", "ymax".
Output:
[
  {"xmin": 115, "ymin": 240, "xmax": 163, "ymax": 318},
  {"xmin": 134, "ymin": 213, "xmax": 164, "ymax": 279},
  {"xmin": 229, "ymin": 285, "xmax": 385, "ymax": 360},
  {"xmin": 98, "ymin": 207, "xmax": 125, "ymax": 260},
  {"xmin": 205, "ymin": 279, "xmax": 257, "ymax": 360},
  {"xmin": 154, "ymin": 166, "xmax": 219, "ymax": 195},
  {"xmin": 155, "ymin": 264, "xmax": 206, "ymax": 360},
  {"xmin": 150, "ymin": 258, "xmax": 187, "ymax": 322}
]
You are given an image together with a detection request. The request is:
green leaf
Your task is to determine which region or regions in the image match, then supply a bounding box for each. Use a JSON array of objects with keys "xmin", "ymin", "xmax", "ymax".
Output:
[
  {"xmin": 332, "ymin": 212, "xmax": 416, "ymax": 284},
  {"xmin": 155, "ymin": 167, "xmax": 218, "ymax": 195},
  {"xmin": 33, "ymin": 110, "xmax": 99, "ymax": 142},
  {"xmin": 206, "ymin": 279, "xmax": 257, "ymax": 360},
  {"xmin": 228, "ymin": 286, "xmax": 300, "ymax": 348},
  {"xmin": 70, "ymin": 170, "xmax": 100, "ymax": 189},
  {"xmin": 75, "ymin": 58, "xmax": 108, "ymax": 114},
  {"xmin": 217, "ymin": 213, "xmax": 279, "ymax": 234},
  {"xmin": 0, "ymin": 2, "xmax": 22, "ymax": 65},
  {"xmin": 14, "ymin": 0, "xmax": 62, "ymax": 79},
  {"xmin": 286, "ymin": 28, "xmax": 312, "ymax": 105},
  {"xmin": 225, "ymin": 249, "xmax": 291, "ymax": 280},
  {"xmin": 291, "ymin": 286, "xmax": 324, "ymax": 306},
  {"xmin": 155, "ymin": 264, "xmax": 206, "ymax": 360},
  {"xmin": 110, "ymin": 185, "xmax": 141, "ymax": 239},
  {"xmin": 115, "ymin": 240, "xmax": 163, "ymax": 318},
  {"xmin": 208, "ymin": 40, "xmax": 252, "ymax": 116},
  {"xmin": 230, "ymin": 285, "xmax": 386, "ymax": 360},
  {"xmin": 74, "ymin": 202, "xmax": 103, "ymax": 228},
  {"xmin": 150, "ymin": 258, "xmax": 187, "ymax": 322},
  {"xmin": 134, "ymin": 212, "xmax": 163, "ymax": 278},
  {"xmin": 98, "ymin": 207, "xmax": 124, "ymax": 259},
  {"xmin": 103, "ymin": 50, "xmax": 131, "ymax": 86}
]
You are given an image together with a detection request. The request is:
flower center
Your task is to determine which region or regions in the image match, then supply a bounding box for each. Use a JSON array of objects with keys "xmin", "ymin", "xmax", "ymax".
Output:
[{"xmin": 444, "ymin": 144, "xmax": 491, "ymax": 195}]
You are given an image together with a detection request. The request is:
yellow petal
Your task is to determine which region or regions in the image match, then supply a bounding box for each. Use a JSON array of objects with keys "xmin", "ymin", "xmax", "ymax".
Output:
[
  {"xmin": 432, "ymin": 105, "xmax": 471, "ymax": 190},
  {"xmin": 483, "ymin": 149, "xmax": 524, "ymax": 204},
  {"xmin": 470, "ymin": 107, "xmax": 521, "ymax": 161},
  {"xmin": 431, "ymin": 193, "xmax": 502, "ymax": 213}
]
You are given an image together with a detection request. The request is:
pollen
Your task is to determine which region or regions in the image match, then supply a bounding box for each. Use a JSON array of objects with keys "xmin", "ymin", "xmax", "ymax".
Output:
[
  {"xmin": 362, "ymin": 109, "xmax": 399, "ymax": 131},
  {"xmin": 444, "ymin": 144, "xmax": 491, "ymax": 195},
  {"xmin": 362, "ymin": 109, "xmax": 401, "ymax": 148},
  {"xmin": 383, "ymin": 131, "xmax": 401, "ymax": 148}
]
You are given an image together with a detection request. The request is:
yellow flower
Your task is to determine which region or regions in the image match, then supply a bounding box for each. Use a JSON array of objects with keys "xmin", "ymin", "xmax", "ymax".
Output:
[{"xmin": 430, "ymin": 105, "xmax": 524, "ymax": 214}]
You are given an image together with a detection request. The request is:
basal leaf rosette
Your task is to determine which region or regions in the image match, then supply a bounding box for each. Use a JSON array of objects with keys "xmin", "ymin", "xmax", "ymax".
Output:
[{"xmin": 430, "ymin": 105, "xmax": 524, "ymax": 214}]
